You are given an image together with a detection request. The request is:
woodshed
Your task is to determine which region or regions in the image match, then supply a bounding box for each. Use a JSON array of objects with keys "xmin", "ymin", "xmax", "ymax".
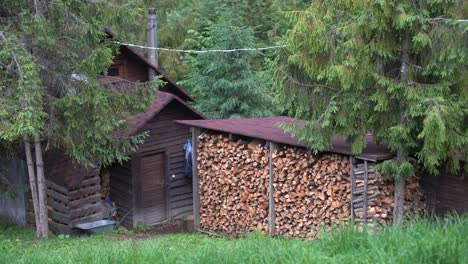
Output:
[{"xmin": 177, "ymin": 117, "xmax": 428, "ymax": 239}]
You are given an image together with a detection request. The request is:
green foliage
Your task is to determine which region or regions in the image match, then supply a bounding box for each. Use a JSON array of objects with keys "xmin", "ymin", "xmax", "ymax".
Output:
[
  {"xmin": 1, "ymin": 215, "xmax": 467, "ymax": 263},
  {"xmin": 0, "ymin": 0, "xmax": 161, "ymax": 167},
  {"xmin": 0, "ymin": 35, "xmax": 46, "ymax": 140},
  {"xmin": 107, "ymin": 0, "xmax": 309, "ymax": 81},
  {"xmin": 374, "ymin": 160, "xmax": 415, "ymax": 180},
  {"xmin": 275, "ymin": 0, "xmax": 467, "ymax": 177},
  {"xmin": 184, "ymin": 19, "xmax": 276, "ymax": 119}
]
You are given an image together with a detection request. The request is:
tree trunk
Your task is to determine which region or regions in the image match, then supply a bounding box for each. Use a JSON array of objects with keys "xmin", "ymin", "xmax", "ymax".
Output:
[
  {"xmin": 393, "ymin": 29, "xmax": 410, "ymax": 226},
  {"xmin": 393, "ymin": 152, "xmax": 406, "ymax": 226},
  {"xmin": 34, "ymin": 135, "xmax": 49, "ymax": 238},
  {"xmin": 23, "ymin": 136, "xmax": 40, "ymax": 237}
]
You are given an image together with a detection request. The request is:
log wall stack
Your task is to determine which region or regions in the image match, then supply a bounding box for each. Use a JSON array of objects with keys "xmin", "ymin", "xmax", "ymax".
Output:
[
  {"xmin": 26, "ymin": 172, "xmax": 104, "ymax": 234},
  {"xmin": 197, "ymin": 133, "xmax": 426, "ymax": 238}
]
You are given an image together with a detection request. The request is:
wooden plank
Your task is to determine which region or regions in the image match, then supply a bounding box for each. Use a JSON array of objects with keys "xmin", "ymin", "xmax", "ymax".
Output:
[
  {"xmin": 48, "ymin": 209, "xmax": 70, "ymax": 225},
  {"xmin": 47, "ymin": 198, "xmax": 69, "ymax": 214},
  {"xmin": 68, "ymin": 193, "xmax": 101, "ymax": 209},
  {"xmin": 268, "ymin": 141, "xmax": 277, "ymax": 236},
  {"xmin": 171, "ymin": 204, "xmax": 193, "ymax": 219},
  {"xmin": 363, "ymin": 160, "xmax": 368, "ymax": 223},
  {"xmin": 170, "ymin": 192, "xmax": 193, "ymax": 203},
  {"xmin": 171, "ymin": 197, "xmax": 192, "ymax": 209},
  {"xmin": 46, "ymin": 187, "xmax": 68, "ymax": 203},
  {"xmin": 169, "ymin": 178, "xmax": 190, "ymax": 189},
  {"xmin": 46, "ymin": 180, "xmax": 68, "ymax": 194},
  {"xmin": 192, "ymin": 127, "xmax": 201, "ymax": 230},
  {"xmin": 77, "ymin": 176, "xmax": 100, "ymax": 188},
  {"xmin": 350, "ymin": 157, "xmax": 356, "ymax": 223},
  {"xmin": 49, "ymin": 221, "xmax": 71, "ymax": 234},
  {"xmin": 71, "ymin": 212, "xmax": 105, "ymax": 226},
  {"xmin": 68, "ymin": 185, "xmax": 100, "ymax": 200},
  {"xmin": 69, "ymin": 203, "xmax": 103, "ymax": 219},
  {"xmin": 130, "ymin": 154, "xmax": 140, "ymax": 228}
]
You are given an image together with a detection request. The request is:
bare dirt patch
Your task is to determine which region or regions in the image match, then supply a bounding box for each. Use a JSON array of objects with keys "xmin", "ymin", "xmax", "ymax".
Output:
[{"xmin": 111, "ymin": 220, "xmax": 188, "ymax": 240}]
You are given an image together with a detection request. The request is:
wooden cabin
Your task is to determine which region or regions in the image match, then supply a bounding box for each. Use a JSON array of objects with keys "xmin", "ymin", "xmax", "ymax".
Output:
[
  {"xmin": 13, "ymin": 29, "xmax": 206, "ymax": 233},
  {"xmin": 106, "ymin": 91, "xmax": 205, "ymax": 228}
]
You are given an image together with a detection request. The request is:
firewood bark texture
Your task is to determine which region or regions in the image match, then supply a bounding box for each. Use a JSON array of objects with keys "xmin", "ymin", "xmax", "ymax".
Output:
[
  {"xmin": 197, "ymin": 133, "xmax": 425, "ymax": 238},
  {"xmin": 198, "ymin": 134, "xmax": 269, "ymax": 235}
]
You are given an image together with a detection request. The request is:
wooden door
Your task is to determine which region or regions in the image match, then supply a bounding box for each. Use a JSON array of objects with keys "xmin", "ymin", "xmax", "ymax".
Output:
[{"xmin": 140, "ymin": 153, "xmax": 167, "ymax": 224}]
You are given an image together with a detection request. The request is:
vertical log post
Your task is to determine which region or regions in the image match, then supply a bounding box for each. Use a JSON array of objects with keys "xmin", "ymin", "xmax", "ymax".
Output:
[
  {"xmin": 34, "ymin": 135, "xmax": 49, "ymax": 237},
  {"xmin": 363, "ymin": 160, "xmax": 369, "ymax": 223},
  {"xmin": 268, "ymin": 141, "xmax": 277, "ymax": 236},
  {"xmin": 24, "ymin": 136, "xmax": 40, "ymax": 236},
  {"xmin": 350, "ymin": 157, "xmax": 356, "ymax": 223},
  {"xmin": 191, "ymin": 127, "xmax": 201, "ymax": 230}
]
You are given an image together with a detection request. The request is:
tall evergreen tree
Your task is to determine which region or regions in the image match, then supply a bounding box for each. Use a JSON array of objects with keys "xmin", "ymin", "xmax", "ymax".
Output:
[
  {"xmin": 275, "ymin": 0, "xmax": 467, "ymax": 224},
  {"xmin": 185, "ymin": 18, "xmax": 275, "ymax": 119},
  {"xmin": 0, "ymin": 0, "xmax": 160, "ymax": 237}
]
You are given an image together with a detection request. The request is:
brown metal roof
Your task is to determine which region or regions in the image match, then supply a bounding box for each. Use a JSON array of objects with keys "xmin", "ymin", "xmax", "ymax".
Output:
[
  {"xmin": 124, "ymin": 91, "xmax": 206, "ymax": 137},
  {"xmin": 175, "ymin": 117, "xmax": 394, "ymax": 161}
]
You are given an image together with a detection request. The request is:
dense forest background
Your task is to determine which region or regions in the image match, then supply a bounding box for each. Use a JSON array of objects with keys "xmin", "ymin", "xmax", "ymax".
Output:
[
  {"xmin": 107, "ymin": 0, "xmax": 310, "ymax": 117},
  {"xmin": 110, "ymin": 0, "xmax": 308, "ymax": 80}
]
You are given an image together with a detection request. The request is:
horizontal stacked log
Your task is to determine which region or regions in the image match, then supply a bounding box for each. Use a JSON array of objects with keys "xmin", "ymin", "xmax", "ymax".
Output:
[
  {"xmin": 27, "ymin": 173, "xmax": 104, "ymax": 234},
  {"xmin": 196, "ymin": 133, "xmax": 426, "ymax": 239},
  {"xmin": 198, "ymin": 134, "xmax": 269, "ymax": 235},
  {"xmin": 273, "ymin": 148, "xmax": 350, "ymax": 239}
]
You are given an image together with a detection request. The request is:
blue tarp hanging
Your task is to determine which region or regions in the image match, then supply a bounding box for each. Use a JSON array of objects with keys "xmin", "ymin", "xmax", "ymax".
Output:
[{"xmin": 184, "ymin": 140, "xmax": 193, "ymax": 177}]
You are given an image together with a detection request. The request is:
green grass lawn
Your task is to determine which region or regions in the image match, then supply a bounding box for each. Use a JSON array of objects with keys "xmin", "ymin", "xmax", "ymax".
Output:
[{"xmin": 1, "ymin": 216, "xmax": 467, "ymax": 264}]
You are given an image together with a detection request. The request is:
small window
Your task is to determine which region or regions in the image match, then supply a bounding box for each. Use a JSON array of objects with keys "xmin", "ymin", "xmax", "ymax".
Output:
[{"xmin": 107, "ymin": 67, "xmax": 120, "ymax": 77}]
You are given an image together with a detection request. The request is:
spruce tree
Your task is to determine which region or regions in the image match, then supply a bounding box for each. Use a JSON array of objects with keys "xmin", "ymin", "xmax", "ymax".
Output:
[
  {"xmin": 185, "ymin": 18, "xmax": 275, "ymax": 119},
  {"xmin": 0, "ymin": 0, "xmax": 160, "ymax": 237},
  {"xmin": 275, "ymin": 0, "xmax": 467, "ymax": 224}
]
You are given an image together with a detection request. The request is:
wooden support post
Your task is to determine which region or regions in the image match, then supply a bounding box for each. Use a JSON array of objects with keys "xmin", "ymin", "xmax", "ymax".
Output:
[
  {"xmin": 363, "ymin": 160, "xmax": 369, "ymax": 223},
  {"xmin": 268, "ymin": 141, "xmax": 277, "ymax": 236},
  {"xmin": 191, "ymin": 127, "xmax": 201, "ymax": 230},
  {"xmin": 350, "ymin": 157, "xmax": 356, "ymax": 223}
]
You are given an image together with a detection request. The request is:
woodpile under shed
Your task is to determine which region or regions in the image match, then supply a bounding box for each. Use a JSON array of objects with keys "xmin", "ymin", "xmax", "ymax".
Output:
[
  {"xmin": 196, "ymin": 133, "xmax": 425, "ymax": 239},
  {"xmin": 198, "ymin": 135, "xmax": 270, "ymax": 235}
]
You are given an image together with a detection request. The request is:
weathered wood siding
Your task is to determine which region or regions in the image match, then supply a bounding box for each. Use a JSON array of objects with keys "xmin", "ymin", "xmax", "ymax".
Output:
[
  {"xmin": 136, "ymin": 101, "xmax": 201, "ymax": 222},
  {"xmin": 421, "ymin": 170, "xmax": 468, "ymax": 215},
  {"xmin": 0, "ymin": 158, "xmax": 27, "ymax": 226},
  {"xmin": 109, "ymin": 160, "xmax": 134, "ymax": 228}
]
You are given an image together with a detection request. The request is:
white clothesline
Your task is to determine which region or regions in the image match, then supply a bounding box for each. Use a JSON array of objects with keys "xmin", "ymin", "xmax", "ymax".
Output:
[{"xmin": 113, "ymin": 41, "xmax": 286, "ymax": 54}]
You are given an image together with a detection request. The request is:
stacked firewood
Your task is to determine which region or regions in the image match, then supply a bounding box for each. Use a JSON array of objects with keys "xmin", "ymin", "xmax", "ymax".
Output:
[
  {"xmin": 196, "ymin": 133, "xmax": 425, "ymax": 239},
  {"xmin": 369, "ymin": 168, "xmax": 426, "ymax": 224},
  {"xmin": 198, "ymin": 134, "xmax": 270, "ymax": 235},
  {"xmin": 273, "ymin": 148, "xmax": 351, "ymax": 239},
  {"xmin": 101, "ymin": 169, "xmax": 111, "ymax": 198}
]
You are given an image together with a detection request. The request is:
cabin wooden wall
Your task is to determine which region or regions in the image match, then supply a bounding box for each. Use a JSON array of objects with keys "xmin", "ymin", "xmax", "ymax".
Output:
[
  {"xmin": 109, "ymin": 160, "xmax": 135, "ymax": 228},
  {"xmin": 111, "ymin": 48, "xmax": 189, "ymax": 101},
  {"xmin": 135, "ymin": 101, "xmax": 202, "ymax": 224},
  {"xmin": 421, "ymin": 170, "xmax": 467, "ymax": 215},
  {"xmin": 111, "ymin": 50, "xmax": 149, "ymax": 82}
]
